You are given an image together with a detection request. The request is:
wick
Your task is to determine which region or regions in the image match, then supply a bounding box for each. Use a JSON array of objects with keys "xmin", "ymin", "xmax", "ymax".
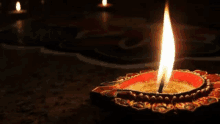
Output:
[{"xmin": 158, "ymin": 74, "xmax": 165, "ymax": 93}]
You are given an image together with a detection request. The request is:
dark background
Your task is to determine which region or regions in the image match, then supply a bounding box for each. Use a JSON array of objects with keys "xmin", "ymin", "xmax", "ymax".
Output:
[{"xmin": 0, "ymin": 0, "xmax": 220, "ymax": 26}]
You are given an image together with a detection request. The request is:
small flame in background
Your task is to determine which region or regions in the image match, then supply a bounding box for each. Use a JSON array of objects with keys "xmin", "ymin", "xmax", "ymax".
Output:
[
  {"xmin": 41, "ymin": 0, "xmax": 45, "ymax": 4},
  {"xmin": 102, "ymin": 0, "xmax": 107, "ymax": 6},
  {"xmin": 16, "ymin": 1, "xmax": 21, "ymax": 11},
  {"xmin": 156, "ymin": 1, "xmax": 175, "ymax": 89}
]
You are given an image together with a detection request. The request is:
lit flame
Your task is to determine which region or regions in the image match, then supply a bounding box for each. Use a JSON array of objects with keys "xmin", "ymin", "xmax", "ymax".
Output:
[
  {"xmin": 16, "ymin": 1, "xmax": 21, "ymax": 11},
  {"xmin": 102, "ymin": 0, "xmax": 107, "ymax": 6},
  {"xmin": 156, "ymin": 2, "xmax": 175, "ymax": 89}
]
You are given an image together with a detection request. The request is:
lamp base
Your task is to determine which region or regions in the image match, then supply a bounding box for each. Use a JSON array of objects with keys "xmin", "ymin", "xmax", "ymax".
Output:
[
  {"xmin": 8, "ymin": 10, "xmax": 28, "ymax": 20},
  {"xmin": 90, "ymin": 69, "xmax": 220, "ymax": 114},
  {"xmin": 97, "ymin": 3, "xmax": 114, "ymax": 12}
]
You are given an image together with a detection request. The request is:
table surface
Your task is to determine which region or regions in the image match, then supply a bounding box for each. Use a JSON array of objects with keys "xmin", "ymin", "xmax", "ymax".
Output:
[{"xmin": 1, "ymin": 11, "xmax": 220, "ymax": 124}]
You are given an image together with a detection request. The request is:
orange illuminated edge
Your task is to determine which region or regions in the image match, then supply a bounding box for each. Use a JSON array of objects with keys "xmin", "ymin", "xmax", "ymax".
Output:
[
  {"xmin": 8, "ymin": 10, "xmax": 27, "ymax": 14},
  {"xmin": 97, "ymin": 3, "xmax": 113, "ymax": 8},
  {"xmin": 90, "ymin": 69, "xmax": 220, "ymax": 114}
]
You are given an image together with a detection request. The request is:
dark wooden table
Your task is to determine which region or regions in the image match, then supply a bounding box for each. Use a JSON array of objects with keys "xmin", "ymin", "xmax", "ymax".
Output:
[{"xmin": 1, "ymin": 42, "xmax": 220, "ymax": 124}]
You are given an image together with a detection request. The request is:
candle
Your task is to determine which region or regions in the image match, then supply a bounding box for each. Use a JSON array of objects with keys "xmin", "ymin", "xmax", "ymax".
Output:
[
  {"xmin": 90, "ymin": 1, "xmax": 220, "ymax": 114},
  {"xmin": 97, "ymin": 0, "xmax": 113, "ymax": 9},
  {"xmin": 9, "ymin": 1, "xmax": 27, "ymax": 14}
]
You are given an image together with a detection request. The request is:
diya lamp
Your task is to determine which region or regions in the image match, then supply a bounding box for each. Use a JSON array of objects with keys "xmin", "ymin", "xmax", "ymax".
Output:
[
  {"xmin": 96, "ymin": 0, "xmax": 112, "ymax": 31},
  {"xmin": 90, "ymin": 1, "xmax": 220, "ymax": 114},
  {"xmin": 97, "ymin": 0, "xmax": 113, "ymax": 12},
  {"xmin": 8, "ymin": 1, "xmax": 27, "ymax": 19},
  {"xmin": 9, "ymin": 1, "xmax": 27, "ymax": 14}
]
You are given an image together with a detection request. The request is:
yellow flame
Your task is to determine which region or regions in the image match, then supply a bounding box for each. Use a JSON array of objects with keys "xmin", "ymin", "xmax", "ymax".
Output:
[
  {"xmin": 102, "ymin": 0, "xmax": 107, "ymax": 6},
  {"xmin": 157, "ymin": 2, "xmax": 175, "ymax": 89},
  {"xmin": 16, "ymin": 1, "xmax": 21, "ymax": 11}
]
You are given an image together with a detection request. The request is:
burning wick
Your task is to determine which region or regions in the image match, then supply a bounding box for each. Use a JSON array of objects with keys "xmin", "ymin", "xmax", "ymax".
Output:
[
  {"xmin": 158, "ymin": 74, "xmax": 166, "ymax": 93},
  {"xmin": 157, "ymin": 0, "xmax": 175, "ymax": 93}
]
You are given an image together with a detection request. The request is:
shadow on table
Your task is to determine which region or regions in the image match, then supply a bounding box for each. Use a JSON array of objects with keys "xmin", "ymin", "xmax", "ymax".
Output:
[{"xmin": 54, "ymin": 98, "xmax": 220, "ymax": 124}]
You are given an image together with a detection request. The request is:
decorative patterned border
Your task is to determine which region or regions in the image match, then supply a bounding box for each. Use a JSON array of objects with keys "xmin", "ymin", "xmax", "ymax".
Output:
[{"xmin": 90, "ymin": 69, "xmax": 220, "ymax": 113}]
